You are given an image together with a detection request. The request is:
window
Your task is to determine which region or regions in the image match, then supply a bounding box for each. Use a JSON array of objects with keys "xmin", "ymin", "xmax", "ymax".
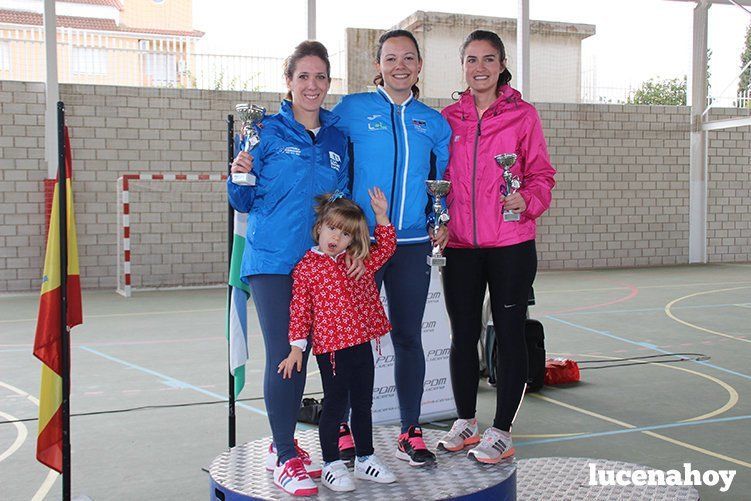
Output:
[
  {"xmin": 0, "ymin": 41, "xmax": 10, "ymax": 71},
  {"xmin": 140, "ymin": 40, "xmax": 177, "ymax": 86},
  {"xmin": 72, "ymin": 47, "xmax": 108, "ymax": 75}
]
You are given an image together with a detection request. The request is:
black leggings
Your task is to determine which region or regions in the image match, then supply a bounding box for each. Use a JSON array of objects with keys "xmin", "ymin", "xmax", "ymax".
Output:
[
  {"xmin": 442, "ymin": 240, "xmax": 537, "ymax": 432},
  {"xmin": 317, "ymin": 342, "xmax": 375, "ymax": 463}
]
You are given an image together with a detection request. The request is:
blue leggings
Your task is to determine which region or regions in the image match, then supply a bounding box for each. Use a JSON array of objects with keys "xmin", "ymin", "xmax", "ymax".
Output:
[
  {"xmin": 248, "ymin": 274, "xmax": 310, "ymax": 464},
  {"xmin": 375, "ymin": 242, "xmax": 432, "ymax": 432}
]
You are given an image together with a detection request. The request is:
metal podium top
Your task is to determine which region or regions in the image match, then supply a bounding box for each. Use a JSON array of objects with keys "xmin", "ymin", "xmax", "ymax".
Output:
[
  {"xmin": 208, "ymin": 426, "xmax": 516, "ymax": 500},
  {"xmin": 209, "ymin": 426, "xmax": 700, "ymax": 500}
]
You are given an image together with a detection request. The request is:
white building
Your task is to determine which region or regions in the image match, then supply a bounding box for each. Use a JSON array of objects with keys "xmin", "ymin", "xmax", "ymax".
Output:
[{"xmin": 346, "ymin": 10, "xmax": 596, "ymax": 103}]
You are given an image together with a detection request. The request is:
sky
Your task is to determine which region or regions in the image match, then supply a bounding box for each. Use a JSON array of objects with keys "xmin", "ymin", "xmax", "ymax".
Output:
[{"xmin": 192, "ymin": 0, "xmax": 749, "ymax": 104}]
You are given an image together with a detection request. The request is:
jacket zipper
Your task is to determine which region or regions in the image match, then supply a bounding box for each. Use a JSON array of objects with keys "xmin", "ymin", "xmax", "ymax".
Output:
[
  {"xmin": 303, "ymin": 123, "xmax": 317, "ymax": 232},
  {"xmin": 471, "ymin": 118, "xmax": 482, "ymax": 247},
  {"xmin": 388, "ymin": 105, "xmax": 398, "ymax": 222}
]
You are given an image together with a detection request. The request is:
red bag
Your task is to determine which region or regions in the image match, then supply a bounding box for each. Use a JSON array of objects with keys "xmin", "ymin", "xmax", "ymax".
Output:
[{"xmin": 544, "ymin": 358, "xmax": 580, "ymax": 385}]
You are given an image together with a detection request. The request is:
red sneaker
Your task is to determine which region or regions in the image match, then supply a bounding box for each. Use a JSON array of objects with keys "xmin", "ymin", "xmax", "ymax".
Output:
[{"xmin": 338, "ymin": 423, "xmax": 356, "ymax": 464}]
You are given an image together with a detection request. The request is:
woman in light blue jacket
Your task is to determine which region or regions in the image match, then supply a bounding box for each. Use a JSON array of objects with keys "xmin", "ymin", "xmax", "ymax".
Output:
[{"xmin": 332, "ymin": 29, "xmax": 452, "ymax": 467}]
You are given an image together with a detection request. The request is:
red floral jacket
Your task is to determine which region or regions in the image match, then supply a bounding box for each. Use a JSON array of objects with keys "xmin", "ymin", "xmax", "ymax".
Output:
[{"xmin": 288, "ymin": 224, "xmax": 396, "ymax": 355}]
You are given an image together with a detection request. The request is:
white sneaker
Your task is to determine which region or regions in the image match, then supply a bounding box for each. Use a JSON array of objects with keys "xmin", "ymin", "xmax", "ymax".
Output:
[
  {"xmin": 467, "ymin": 427, "xmax": 515, "ymax": 464},
  {"xmin": 437, "ymin": 418, "xmax": 480, "ymax": 452},
  {"xmin": 273, "ymin": 457, "xmax": 318, "ymax": 496},
  {"xmin": 322, "ymin": 460, "xmax": 356, "ymax": 492},
  {"xmin": 354, "ymin": 454, "xmax": 397, "ymax": 484},
  {"xmin": 265, "ymin": 440, "xmax": 322, "ymax": 478}
]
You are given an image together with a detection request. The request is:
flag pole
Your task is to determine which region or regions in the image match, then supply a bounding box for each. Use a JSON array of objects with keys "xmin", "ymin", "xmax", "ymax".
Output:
[
  {"xmin": 226, "ymin": 114, "xmax": 236, "ymax": 448},
  {"xmin": 57, "ymin": 101, "xmax": 71, "ymax": 501}
]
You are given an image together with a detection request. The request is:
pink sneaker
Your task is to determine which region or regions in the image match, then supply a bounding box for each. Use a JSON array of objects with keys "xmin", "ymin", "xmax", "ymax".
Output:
[
  {"xmin": 265, "ymin": 439, "xmax": 322, "ymax": 478},
  {"xmin": 338, "ymin": 423, "xmax": 355, "ymax": 463},
  {"xmin": 273, "ymin": 457, "xmax": 318, "ymax": 497}
]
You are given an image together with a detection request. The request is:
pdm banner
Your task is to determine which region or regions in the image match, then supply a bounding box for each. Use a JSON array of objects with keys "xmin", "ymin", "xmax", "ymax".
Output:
[{"xmin": 372, "ymin": 268, "xmax": 456, "ymax": 425}]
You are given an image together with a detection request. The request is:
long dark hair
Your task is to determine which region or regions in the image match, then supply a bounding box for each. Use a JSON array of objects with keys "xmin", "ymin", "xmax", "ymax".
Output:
[
  {"xmin": 459, "ymin": 30, "xmax": 512, "ymax": 96},
  {"xmin": 373, "ymin": 29, "xmax": 421, "ymax": 99},
  {"xmin": 283, "ymin": 40, "xmax": 331, "ymax": 101}
]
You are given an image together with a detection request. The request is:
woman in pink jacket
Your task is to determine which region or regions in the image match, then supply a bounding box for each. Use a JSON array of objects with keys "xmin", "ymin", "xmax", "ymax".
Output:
[{"xmin": 436, "ymin": 30, "xmax": 555, "ymax": 464}]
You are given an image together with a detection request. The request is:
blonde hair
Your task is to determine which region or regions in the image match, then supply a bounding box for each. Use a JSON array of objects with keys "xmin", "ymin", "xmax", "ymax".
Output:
[{"xmin": 313, "ymin": 194, "xmax": 371, "ymax": 261}]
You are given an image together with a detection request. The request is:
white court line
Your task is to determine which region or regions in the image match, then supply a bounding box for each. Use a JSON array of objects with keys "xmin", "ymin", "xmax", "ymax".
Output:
[
  {"xmin": 735, "ymin": 303, "xmax": 751, "ymax": 309},
  {"xmin": 535, "ymin": 280, "xmax": 751, "ymax": 294},
  {"xmin": 31, "ymin": 471, "xmax": 59, "ymax": 501},
  {"xmin": 0, "ymin": 381, "xmax": 58, "ymax": 500},
  {"xmin": 0, "ymin": 381, "xmax": 39, "ymax": 405},
  {"xmin": 0, "ymin": 409, "xmax": 27, "ymax": 462},
  {"xmin": 0, "ymin": 307, "xmax": 225, "ymax": 324},
  {"xmin": 4, "ymin": 280, "xmax": 749, "ymax": 323}
]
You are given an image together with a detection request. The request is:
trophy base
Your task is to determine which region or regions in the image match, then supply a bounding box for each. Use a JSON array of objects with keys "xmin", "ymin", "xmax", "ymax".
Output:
[
  {"xmin": 427, "ymin": 255, "xmax": 446, "ymax": 267},
  {"xmin": 232, "ymin": 172, "xmax": 256, "ymax": 186},
  {"xmin": 503, "ymin": 211, "xmax": 521, "ymax": 222}
]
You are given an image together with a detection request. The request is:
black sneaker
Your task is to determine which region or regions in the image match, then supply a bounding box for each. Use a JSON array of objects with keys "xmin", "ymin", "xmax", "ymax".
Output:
[
  {"xmin": 338, "ymin": 423, "xmax": 356, "ymax": 465},
  {"xmin": 395, "ymin": 426, "xmax": 436, "ymax": 466}
]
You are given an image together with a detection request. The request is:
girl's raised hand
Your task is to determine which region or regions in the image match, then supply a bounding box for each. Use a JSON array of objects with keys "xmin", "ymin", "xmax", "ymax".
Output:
[{"xmin": 368, "ymin": 187, "xmax": 389, "ymax": 225}]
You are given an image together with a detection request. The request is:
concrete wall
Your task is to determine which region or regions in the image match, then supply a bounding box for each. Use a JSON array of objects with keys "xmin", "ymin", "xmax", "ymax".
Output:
[
  {"xmin": 345, "ymin": 27, "xmax": 381, "ymax": 95},
  {"xmin": 706, "ymin": 108, "xmax": 751, "ymax": 263},
  {"xmin": 1, "ymin": 80, "xmax": 748, "ymax": 293}
]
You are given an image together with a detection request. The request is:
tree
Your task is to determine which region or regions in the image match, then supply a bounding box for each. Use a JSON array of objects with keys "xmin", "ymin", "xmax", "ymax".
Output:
[
  {"xmin": 626, "ymin": 77, "xmax": 687, "ymax": 105},
  {"xmin": 738, "ymin": 23, "xmax": 751, "ymax": 107},
  {"xmin": 738, "ymin": 23, "xmax": 751, "ymax": 96}
]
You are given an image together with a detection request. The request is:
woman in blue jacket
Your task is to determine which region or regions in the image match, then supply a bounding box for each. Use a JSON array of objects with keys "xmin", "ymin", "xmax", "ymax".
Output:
[
  {"xmin": 228, "ymin": 40, "xmax": 350, "ymax": 497},
  {"xmin": 333, "ymin": 29, "xmax": 452, "ymax": 467}
]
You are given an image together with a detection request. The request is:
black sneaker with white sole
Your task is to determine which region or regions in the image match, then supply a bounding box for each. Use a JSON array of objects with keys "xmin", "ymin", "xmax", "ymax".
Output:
[{"xmin": 395, "ymin": 426, "xmax": 436, "ymax": 466}]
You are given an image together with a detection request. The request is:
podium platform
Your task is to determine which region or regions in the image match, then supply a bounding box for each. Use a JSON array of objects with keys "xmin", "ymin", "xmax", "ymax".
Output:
[
  {"xmin": 208, "ymin": 426, "xmax": 516, "ymax": 500},
  {"xmin": 208, "ymin": 427, "xmax": 699, "ymax": 500}
]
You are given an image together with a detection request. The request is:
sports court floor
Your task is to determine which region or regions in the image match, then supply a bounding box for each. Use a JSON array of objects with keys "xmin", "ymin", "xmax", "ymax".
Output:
[{"xmin": 1, "ymin": 263, "xmax": 749, "ymax": 500}]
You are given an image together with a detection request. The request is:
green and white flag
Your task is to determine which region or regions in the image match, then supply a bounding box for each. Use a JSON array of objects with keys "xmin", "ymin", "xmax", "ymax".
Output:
[{"xmin": 227, "ymin": 211, "xmax": 249, "ymax": 398}]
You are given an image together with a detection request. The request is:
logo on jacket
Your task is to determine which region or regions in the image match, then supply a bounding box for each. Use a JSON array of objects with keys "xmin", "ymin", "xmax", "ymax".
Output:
[
  {"xmin": 367, "ymin": 114, "xmax": 388, "ymax": 132},
  {"xmin": 454, "ymin": 135, "xmax": 461, "ymax": 142},
  {"xmin": 329, "ymin": 151, "xmax": 341, "ymax": 171},
  {"xmin": 368, "ymin": 121, "xmax": 388, "ymax": 132},
  {"xmin": 412, "ymin": 119, "xmax": 427, "ymax": 133},
  {"xmin": 280, "ymin": 145, "xmax": 301, "ymax": 156}
]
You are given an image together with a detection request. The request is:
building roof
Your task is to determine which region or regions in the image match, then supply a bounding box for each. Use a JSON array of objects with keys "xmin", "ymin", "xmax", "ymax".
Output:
[
  {"xmin": 61, "ymin": 0, "xmax": 124, "ymax": 11},
  {"xmin": 0, "ymin": 9, "xmax": 204, "ymax": 37}
]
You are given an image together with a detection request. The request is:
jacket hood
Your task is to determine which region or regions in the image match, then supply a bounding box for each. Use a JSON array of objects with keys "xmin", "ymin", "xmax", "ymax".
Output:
[{"xmin": 457, "ymin": 84, "xmax": 522, "ymax": 120}]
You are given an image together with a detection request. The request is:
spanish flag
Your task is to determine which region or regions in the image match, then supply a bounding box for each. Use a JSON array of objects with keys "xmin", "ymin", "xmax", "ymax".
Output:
[{"xmin": 33, "ymin": 127, "xmax": 82, "ymax": 472}]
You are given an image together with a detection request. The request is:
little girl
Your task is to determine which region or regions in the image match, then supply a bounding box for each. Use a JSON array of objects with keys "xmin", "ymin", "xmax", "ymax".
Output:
[{"xmin": 278, "ymin": 187, "xmax": 397, "ymax": 492}]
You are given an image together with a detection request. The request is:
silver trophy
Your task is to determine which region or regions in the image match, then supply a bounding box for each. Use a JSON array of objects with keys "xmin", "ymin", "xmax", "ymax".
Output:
[
  {"xmin": 425, "ymin": 180, "xmax": 451, "ymax": 267},
  {"xmin": 495, "ymin": 153, "xmax": 522, "ymax": 222},
  {"xmin": 232, "ymin": 103, "xmax": 266, "ymax": 186}
]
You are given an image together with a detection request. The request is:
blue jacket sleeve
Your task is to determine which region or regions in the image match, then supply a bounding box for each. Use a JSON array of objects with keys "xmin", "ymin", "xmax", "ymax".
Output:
[
  {"xmin": 331, "ymin": 96, "xmax": 351, "ymax": 136},
  {"xmin": 226, "ymin": 142, "xmax": 265, "ymax": 213}
]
